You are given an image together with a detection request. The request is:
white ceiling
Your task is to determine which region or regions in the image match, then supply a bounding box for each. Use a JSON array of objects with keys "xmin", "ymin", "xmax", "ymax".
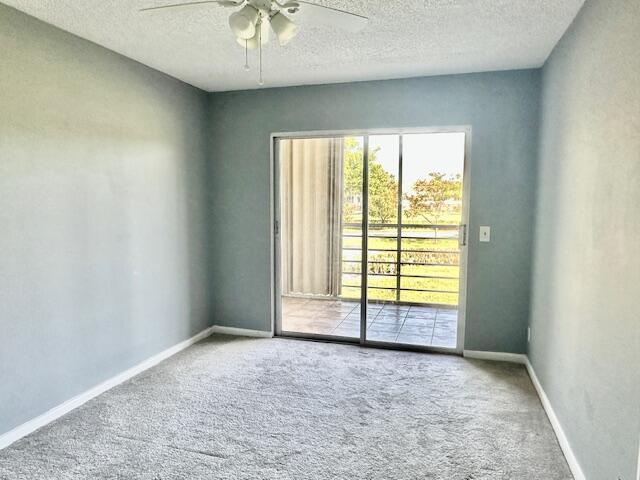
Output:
[{"xmin": 4, "ymin": 0, "xmax": 584, "ymax": 92}]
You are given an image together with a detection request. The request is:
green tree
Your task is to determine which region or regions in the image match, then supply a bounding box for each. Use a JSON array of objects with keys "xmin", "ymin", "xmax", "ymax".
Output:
[
  {"xmin": 404, "ymin": 172, "xmax": 462, "ymax": 225},
  {"xmin": 342, "ymin": 137, "xmax": 398, "ymax": 224},
  {"xmin": 368, "ymin": 164, "xmax": 398, "ymax": 224}
]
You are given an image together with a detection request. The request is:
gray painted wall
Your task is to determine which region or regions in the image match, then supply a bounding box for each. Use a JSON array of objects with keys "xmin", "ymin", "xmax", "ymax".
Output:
[
  {"xmin": 0, "ymin": 4, "xmax": 210, "ymax": 435},
  {"xmin": 208, "ymin": 70, "xmax": 541, "ymax": 354},
  {"xmin": 529, "ymin": 0, "xmax": 640, "ymax": 478}
]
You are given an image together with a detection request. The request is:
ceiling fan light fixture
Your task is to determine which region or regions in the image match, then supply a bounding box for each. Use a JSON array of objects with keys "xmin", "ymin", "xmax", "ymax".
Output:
[
  {"xmin": 238, "ymin": 35, "xmax": 256, "ymax": 50},
  {"xmin": 229, "ymin": 4, "xmax": 260, "ymax": 40},
  {"xmin": 236, "ymin": 18, "xmax": 268, "ymax": 49},
  {"xmin": 270, "ymin": 11, "xmax": 298, "ymax": 45}
]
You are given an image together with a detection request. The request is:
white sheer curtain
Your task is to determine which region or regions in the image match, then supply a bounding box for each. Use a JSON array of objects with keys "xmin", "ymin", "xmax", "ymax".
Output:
[{"xmin": 280, "ymin": 138, "xmax": 343, "ymax": 296}]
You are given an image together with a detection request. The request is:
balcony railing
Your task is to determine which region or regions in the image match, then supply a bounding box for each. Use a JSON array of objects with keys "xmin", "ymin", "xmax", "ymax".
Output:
[{"xmin": 340, "ymin": 222, "xmax": 461, "ymax": 306}]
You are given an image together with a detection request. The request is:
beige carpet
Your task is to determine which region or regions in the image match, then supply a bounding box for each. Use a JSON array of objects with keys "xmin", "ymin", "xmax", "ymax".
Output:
[{"xmin": 0, "ymin": 335, "xmax": 572, "ymax": 479}]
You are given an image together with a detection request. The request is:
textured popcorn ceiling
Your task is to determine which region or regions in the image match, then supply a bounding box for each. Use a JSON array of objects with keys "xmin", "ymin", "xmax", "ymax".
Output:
[{"xmin": 4, "ymin": 0, "xmax": 584, "ymax": 92}]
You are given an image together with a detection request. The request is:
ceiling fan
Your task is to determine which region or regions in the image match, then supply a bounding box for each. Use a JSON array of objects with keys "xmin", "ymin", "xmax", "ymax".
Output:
[{"xmin": 140, "ymin": 0, "xmax": 368, "ymax": 85}]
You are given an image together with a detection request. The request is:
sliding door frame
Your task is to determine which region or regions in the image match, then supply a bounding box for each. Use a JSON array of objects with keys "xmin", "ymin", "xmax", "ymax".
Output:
[{"xmin": 271, "ymin": 126, "xmax": 472, "ymax": 354}]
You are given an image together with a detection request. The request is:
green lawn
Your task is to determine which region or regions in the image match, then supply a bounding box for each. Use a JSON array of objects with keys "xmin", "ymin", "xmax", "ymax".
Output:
[{"xmin": 340, "ymin": 225, "xmax": 461, "ymax": 306}]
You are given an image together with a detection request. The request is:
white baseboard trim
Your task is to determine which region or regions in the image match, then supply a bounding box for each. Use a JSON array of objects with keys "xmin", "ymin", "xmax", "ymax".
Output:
[
  {"xmin": 0, "ymin": 326, "xmax": 215, "ymax": 451},
  {"xmin": 463, "ymin": 350, "xmax": 527, "ymax": 364},
  {"xmin": 211, "ymin": 325, "xmax": 274, "ymax": 338},
  {"xmin": 0, "ymin": 333, "xmax": 587, "ymax": 480},
  {"xmin": 524, "ymin": 358, "xmax": 585, "ymax": 480},
  {"xmin": 463, "ymin": 350, "xmax": 585, "ymax": 479}
]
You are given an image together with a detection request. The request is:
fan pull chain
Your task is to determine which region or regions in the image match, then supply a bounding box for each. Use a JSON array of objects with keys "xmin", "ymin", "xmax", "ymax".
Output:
[
  {"xmin": 244, "ymin": 39, "xmax": 250, "ymax": 71},
  {"xmin": 258, "ymin": 19, "xmax": 264, "ymax": 85}
]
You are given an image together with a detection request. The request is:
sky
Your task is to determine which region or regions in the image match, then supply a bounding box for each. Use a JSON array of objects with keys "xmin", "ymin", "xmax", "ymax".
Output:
[{"xmin": 369, "ymin": 133, "xmax": 465, "ymax": 193}]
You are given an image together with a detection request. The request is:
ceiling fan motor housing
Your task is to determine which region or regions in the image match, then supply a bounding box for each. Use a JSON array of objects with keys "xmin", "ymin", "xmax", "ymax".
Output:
[{"xmin": 248, "ymin": 0, "xmax": 274, "ymax": 13}]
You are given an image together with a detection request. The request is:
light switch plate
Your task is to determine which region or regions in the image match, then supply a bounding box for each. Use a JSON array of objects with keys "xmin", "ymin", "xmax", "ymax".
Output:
[{"xmin": 479, "ymin": 226, "xmax": 491, "ymax": 242}]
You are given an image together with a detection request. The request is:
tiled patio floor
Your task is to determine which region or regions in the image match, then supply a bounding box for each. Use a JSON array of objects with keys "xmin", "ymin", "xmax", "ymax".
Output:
[{"xmin": 281, "ymin": 297, "xmax": 457, "ymax": 348}]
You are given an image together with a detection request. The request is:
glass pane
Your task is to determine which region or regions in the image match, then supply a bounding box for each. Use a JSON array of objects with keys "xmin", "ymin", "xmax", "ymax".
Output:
[
  {"xmin": 366, "ymin": 135, "xmax": 405, "ymax": 342},
  {"xmin": 397, "ymin": 132, "xmax": 466, "ymax": 347},
  {"xmin": 279, "ymin": 136, "xmax": 363, "ymax": 339}
]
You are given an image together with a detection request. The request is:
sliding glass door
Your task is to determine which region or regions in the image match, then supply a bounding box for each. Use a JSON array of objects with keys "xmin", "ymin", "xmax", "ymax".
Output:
[
  {"xmin": 276, "ymin": 136, "xmax": 363, "ymax": 340},
  {"xmin": 275, "ymin": 130, "xmax": 468, "ymax": 352}
]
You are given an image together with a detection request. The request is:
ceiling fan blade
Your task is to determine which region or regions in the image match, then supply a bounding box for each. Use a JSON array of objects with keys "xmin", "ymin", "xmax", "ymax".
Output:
[
  {"xmin": 290, "ymin": 1, "xmax": 368, "ymax": 33},
  {"xmin": 139, "ymin": 0, "xmax": 241, "ymax": 13}
]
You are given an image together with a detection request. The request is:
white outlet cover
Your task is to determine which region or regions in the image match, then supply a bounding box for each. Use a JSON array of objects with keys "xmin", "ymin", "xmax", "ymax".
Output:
[{"xmin": 479, "ymin": 226, "xmax": 491, "ymax": 242}]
